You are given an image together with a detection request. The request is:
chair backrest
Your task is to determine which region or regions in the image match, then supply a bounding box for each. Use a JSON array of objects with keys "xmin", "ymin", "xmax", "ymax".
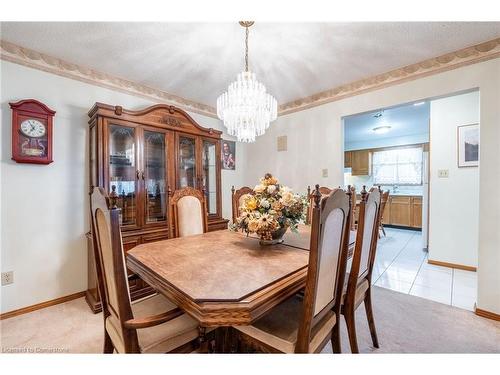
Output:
[
  {"xmin": 378, "ymin": 187, "xmax": 390, "ymax": 225},
  {"xmin": 169, "ymin": 186, "xmax": 208, "ymax": 238},
  {"xmin": 296, "ymin": 185, "xmax": 351, "ymax": 353},
  {"xmin": 347, "ymin": 186, "xmax": 381, "ymax": 294},
  {"xmin": 90, "ymin": 187, "xmax": 138, "ymax": 353},
  {"xmin": 231, "ymin": 186, "xmax": 254, "ymax": 223},
  {"xmin": 305, "ymin": 186, "xmax": 334, "ymax": 224},
  {"xmin": 346, "ymin": 185, "xmax": 357, "ymax": 230}
]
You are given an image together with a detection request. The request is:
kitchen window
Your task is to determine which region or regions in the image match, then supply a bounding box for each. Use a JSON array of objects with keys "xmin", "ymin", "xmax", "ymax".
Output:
[{"xmin": 372, "ymin": 146, "xmax": 423, "ymax": 185}]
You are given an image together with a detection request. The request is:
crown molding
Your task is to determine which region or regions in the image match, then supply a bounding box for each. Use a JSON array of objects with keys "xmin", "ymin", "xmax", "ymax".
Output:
[
  {"xmin": 0, "ymin": 40, "xmax": 218, "ymax": 118},
  {"xmin": 278, "ymin": 38, "xmax": 500, "ymax": 116},
  {"xmin": 2, "ymin": 38, "xmax": 499, "ymax": 119}
]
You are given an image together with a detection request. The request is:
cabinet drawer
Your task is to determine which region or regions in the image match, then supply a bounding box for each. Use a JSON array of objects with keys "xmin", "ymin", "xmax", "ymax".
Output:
[
  {"xmin": 142, "ymin": 231, "xmax": 169, "ymax": 243},
  {"xmin": 390, "ymin": 196, "xmax": 412, "ymax": 204}
]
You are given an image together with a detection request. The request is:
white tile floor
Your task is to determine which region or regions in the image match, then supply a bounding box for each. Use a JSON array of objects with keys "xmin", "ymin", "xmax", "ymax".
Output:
[{"xmin": 372, "ymin": 227, "xmax": 478, "ymax": 311}]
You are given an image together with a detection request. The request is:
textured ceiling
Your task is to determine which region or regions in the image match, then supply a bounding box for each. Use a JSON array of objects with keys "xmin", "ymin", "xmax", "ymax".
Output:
[
  {"xmin": 344, "ymin": 101, "xmax": 430, "ymax": 144},
  {"xmin": 1, "ymin": 22, "xmax": 500, "ymax": 107}
]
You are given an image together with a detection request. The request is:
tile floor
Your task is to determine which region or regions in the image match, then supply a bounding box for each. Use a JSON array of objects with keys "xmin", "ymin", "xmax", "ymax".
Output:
[{"xmin": 372, "ymin": 227, "xmax": 478, "ymax": 311}]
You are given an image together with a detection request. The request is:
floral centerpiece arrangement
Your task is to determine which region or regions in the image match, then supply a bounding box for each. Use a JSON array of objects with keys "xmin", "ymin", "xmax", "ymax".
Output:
[{"xmin": 231, "ymin": 173, "xmax": 308, "ymax": 245}]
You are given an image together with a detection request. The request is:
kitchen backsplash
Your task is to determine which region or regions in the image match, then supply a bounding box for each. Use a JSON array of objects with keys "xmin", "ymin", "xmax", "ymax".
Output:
[{"xmin": 344, "ymin": 170, "xmax": 423, "ymax": 196}]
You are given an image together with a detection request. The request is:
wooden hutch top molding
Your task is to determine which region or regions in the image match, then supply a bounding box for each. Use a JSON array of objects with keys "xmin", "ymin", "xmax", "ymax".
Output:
[{"xmin": 88, "ymin": 102, "xmax": 222, "ymax": 139}]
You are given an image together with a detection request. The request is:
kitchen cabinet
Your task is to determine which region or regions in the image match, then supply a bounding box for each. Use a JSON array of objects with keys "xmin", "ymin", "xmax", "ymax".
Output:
[
  {"xmin": 389, "ymin": 196, "xmax": 412, "ymax": 226},
  {"xmin": 344, "ymin": 151, "xmax": 352, "ymax": 168},
  {"xmin": 380, "ymin": 195, "xmax": 422, "ymax": 229},
  {"xmin": 351, "ymin": 150, "xmax": 370, "ymax": 175},
  {"xmin": 412, "ymin": 196, "xmax": 422, "ymax": 228}
]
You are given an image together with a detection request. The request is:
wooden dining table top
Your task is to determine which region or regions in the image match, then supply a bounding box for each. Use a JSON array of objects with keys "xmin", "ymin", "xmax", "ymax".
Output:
[{"xmin": 126, "ymin": 225, "xmax": 356, "ymax": 326}]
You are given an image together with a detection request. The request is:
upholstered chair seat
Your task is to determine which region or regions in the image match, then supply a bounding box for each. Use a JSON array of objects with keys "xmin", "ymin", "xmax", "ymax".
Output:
[
  {"xmin": 136, "ymin": 294, "xmax": 199, "ymax": 353},
  {"xmin": 341, "ymin": 274, "xmax": 370, "ymax": 306},
  {"xmin": 235, "ymin": 295, "xmax": 337, "ymax": 353},
  {"xmin": 104, "ymin": 294, "xmax": 199, "ymax": 353}
]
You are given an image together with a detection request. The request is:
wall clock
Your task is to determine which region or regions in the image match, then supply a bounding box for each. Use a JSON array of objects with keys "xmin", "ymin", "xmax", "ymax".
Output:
[{"xmin": 10, "ymin": 99, "xmax": 56, "ymax": 164}]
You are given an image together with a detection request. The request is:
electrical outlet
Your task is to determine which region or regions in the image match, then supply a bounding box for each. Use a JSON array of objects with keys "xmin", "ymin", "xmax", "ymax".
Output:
[
  {"xmin": 438, "ymin": 169, "xmax": 449, "ymax": 178},
  {"xmin": 322, "ymin": 168, "xmax": 328, "ymax": 178},
  {"xmin": 1, "ymin": 271, "xmax": 14, "ymax": 286}
]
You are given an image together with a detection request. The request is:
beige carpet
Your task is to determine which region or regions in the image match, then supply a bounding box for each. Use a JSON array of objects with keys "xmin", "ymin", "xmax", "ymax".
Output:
[{"xmin": 1, "ymin": 286, "xmax": 499, "ymax": 353}]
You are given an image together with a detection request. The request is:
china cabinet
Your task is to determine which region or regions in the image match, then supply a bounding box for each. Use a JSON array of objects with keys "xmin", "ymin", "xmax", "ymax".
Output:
[{"xmin": 85, "ymin": 102, "xmax": 228, "ymax": 312}]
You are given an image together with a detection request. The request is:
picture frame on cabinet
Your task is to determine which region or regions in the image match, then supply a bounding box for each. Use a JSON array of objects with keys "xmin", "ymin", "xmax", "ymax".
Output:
[{"xmin": 221, "ymin": 139, "xmax": 236, "ymax": 170}]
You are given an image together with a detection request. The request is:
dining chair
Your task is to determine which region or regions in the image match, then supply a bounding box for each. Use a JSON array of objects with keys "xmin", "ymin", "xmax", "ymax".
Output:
[
  {"xmin": 233, "ymin": 185, "xmax": 351, "ymax": 353},
  {"xmin": 305, "ymin": 185, "xmax": 333, "ymax": 225},
  {"xmin": 231, "ymin": 186, "xmax": 255, "ymax": 223},
  {"xmin": 168, "ymin": 186, "xmax": 208, "ymax": 238},
  {"xmin": 89, "ymin": 187, "xmax": 200, "ymax": 353},
  {"xmin": 346, "ymin": 185, "xmax": 357, "ymax": 231},
  {"xmin": 377, "ymin": 186, "xmax": 390, "ymax": 237},
  {"xmin": 341, "ymin": 185, "xmax": 382, "ymax": 353}
]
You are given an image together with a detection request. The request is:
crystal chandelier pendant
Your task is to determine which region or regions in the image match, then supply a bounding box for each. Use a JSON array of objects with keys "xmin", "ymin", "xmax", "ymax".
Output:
[{"xmin": 216, "ymin": 22, "xmax": 278, "ymax": 143}]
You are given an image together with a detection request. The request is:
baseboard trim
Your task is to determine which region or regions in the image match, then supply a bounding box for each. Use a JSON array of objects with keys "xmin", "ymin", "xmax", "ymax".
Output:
[
  {"xmin": 475, "ymin": 307, "xmax": 500, "ymax": 321},
  {"xmin": 427, "ymin": 259, "xmax": 477, "ymax": 272},
  {"xmin": 0, "ymin": 291, "xmax": 86, "ymax": 320}
]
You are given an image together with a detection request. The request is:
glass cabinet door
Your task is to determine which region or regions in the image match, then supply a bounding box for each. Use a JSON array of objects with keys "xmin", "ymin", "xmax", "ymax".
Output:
[
  {"xmin": 108, "ymin": 124, "xmax": 137, "ymax": 226},
  {"xmin": 177, "ymin": 135, "xmax": 197, "ymax": 188},
  {"xmin": 202, "ymin": 140, "xmax": 218, "ymax": 215},
  {"xmin": 144, "ymin": 130, "xmax": 167, "ymax": 224}
]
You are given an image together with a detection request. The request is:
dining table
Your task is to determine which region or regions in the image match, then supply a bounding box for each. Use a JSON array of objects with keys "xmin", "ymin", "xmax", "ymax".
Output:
[{"xmin": 126, "ymin": 224, "xmax": 356, "ymax": 351}]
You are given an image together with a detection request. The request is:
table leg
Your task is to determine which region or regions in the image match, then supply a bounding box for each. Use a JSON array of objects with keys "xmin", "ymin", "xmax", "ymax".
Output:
[
  {"xmin": 198, "ymin": 326, "xmax": 210, "ymax": 353},
  {"xmin": 214, "ymin": 327, "xmax": 237, "ymax": 353}
]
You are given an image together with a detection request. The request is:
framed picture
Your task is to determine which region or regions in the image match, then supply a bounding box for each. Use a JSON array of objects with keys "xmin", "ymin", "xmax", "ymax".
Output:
[
  {"xmin": 221, "ymin": 139, "xmax": 236, "ymax": 170},
  {"xmin": 457, "ymin": 123, "xmax": 479, "ymax": 168}
]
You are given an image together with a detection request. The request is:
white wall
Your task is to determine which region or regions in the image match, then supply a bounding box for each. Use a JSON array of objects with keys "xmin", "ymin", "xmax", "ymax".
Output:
[
  {"xmin": 428, "ymin": 91, "xmax": 480, "ymax": 268},
  {"xmin": 246, "ymin": 58, "xmax": 500, "ymax": 314},
  {"xmin": 0, "ymin": 61, "xmax": 247, "ymax": 313}
]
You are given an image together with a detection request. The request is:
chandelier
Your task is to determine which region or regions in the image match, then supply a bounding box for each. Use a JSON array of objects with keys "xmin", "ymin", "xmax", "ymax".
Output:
[{"xmin": 217, "ymin": 21, "xmax": 277, "ymax": 143}]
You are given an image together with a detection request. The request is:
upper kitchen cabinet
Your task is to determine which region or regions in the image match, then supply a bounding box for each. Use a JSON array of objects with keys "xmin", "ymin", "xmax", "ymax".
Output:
[
  {"xmin": 351, "ymin": 150, "xmax": 370, "ymax": 175},
  {"xmin": 344, "ymin": 151, "xmax": 352, "ymax": 168}
]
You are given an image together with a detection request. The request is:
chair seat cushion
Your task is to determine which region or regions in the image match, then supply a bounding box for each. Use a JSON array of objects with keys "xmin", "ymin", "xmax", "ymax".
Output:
[
  {"xmin": 105, "ymin": 294, "xmax": 199, "ymax": 353},
  {"xmin": 234, "ymin": 295, "xmax": 336, "ymax": 353},
  {"xmin": 133, "ymin": 294, "xmax": 199, "ymax": 353},
  {"xmin": 341, "ymin": 274, "xmax": 369, "ymax": 307}
]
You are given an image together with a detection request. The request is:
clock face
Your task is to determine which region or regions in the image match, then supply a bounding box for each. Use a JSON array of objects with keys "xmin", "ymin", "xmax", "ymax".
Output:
[{"xmin": 20, "ymin": 119, "xmax": 46, "ymax": 138}]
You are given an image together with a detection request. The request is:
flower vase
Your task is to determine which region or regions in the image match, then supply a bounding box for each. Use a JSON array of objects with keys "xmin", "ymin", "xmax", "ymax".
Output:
[{"xmin": 259, "ymin": 226, "xmax": 288, "ymax": 246}]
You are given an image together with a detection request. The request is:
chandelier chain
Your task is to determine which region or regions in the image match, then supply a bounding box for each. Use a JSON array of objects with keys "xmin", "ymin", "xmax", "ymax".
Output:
[{"xmin": 245, "ymin": 26, "xmax": 249, "ymax": 72}]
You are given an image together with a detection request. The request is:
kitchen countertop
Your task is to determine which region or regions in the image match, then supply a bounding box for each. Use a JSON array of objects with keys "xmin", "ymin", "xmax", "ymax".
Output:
[{"xmin": 356, "ymin": 191, "xmax": 422, "ymax": 197}]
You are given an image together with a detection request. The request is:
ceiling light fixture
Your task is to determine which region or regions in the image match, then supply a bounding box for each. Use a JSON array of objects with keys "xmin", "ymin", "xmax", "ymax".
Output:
[
  {"xmin": 413, "ymin": 101, "xmax": 426, "ymax": 106},
  {"xmin": 216, "ymin": 21, "xmax": 277, "ymax": 143},
  {"xmin": 372, "ymin": 125, "xmax": 392, "ymax": 134}
]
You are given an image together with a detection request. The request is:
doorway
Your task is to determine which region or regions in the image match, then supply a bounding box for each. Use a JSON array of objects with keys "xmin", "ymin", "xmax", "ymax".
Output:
[{"xmin": 342, "ymin": 91, "xmax": 479, "ymax": 311}]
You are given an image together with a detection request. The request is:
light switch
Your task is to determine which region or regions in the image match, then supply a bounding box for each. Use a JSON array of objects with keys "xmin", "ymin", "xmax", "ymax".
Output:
[
  {"xmin": 438, "ymin": 169, "xmax": 449, "ymax": 178},
  {"xmin": 322, "ymin": 169, "xmax": 328, "ymax": 178}
]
